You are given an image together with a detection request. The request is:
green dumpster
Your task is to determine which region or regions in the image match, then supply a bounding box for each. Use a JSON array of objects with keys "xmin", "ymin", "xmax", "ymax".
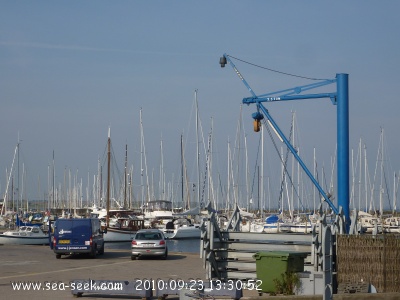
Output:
[{"xmin": 253, "ymin": 251, "xmax": 308, "ymax": 293}]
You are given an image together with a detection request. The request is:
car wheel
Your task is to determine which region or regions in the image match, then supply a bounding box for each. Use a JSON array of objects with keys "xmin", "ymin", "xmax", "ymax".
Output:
[
  {"xmin": 90, "ymin": 245, "xmax": 97, "ymax": 259},
  {"xmin": 56, "ymin": 254, "xmax": 61, "ymax": 259},
  {"xmin": 131, "ymin": 255, "xmax": 137, "ymax": 260},
  {"xmin": 98, "ymin": 244, "xmax": 105, "ymax": 255}
]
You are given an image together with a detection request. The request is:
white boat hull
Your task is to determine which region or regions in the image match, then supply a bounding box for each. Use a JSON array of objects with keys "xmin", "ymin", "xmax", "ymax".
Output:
[
  {"xmin": 383, "ymin": 226, "xmax": 400, "ymax": 233},
  {"xmin": 163, "ymin": 226, "xmax": 201, "ymax": 239},
  {"xmin": 288, "ymin": 223, "xmax": 314, "ymax": 234},
  {"xmin": 103, "ymin": 228, "xmax": 136, "ymax": 242},
  {"xmin": 241, "ymin": 222, "xmax": 264, "ymax": 233},
  {"xmin": 0, "ymin": 234, "xmax": 49, "ymax": 245},
  {"xmin": 263, "ymin": 224, "xmax": 279, "ymax": 233}
]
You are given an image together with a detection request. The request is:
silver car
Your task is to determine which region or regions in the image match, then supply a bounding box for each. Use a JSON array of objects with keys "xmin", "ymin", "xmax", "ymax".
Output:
[{"xmin": 131, "ymin": 229, "xmax": 168, "ymax": 260}]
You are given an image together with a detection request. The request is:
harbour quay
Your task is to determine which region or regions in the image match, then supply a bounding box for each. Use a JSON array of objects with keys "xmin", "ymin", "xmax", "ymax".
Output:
[
  {"xmin": 0, "ymin": 244, "xmax": 208, "ymax": 300},
  {"xmin": 1, "ymin": 244, "xmax": 399, "ymax": 300},
  {"xmin": 0, "ymin": 244, "xmax": 263, "ymax": 299}
]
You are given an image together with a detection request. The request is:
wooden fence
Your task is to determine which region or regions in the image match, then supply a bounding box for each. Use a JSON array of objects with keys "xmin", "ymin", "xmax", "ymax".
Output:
[{"xmin": 336, "ymin": 234, "xmax": 400, "ymax": 293}]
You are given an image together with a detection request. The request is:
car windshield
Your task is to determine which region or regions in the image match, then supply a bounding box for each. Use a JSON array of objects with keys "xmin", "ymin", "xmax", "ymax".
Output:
[{"xmin": 135, "ymin": 232, "xmax": 162, "ymax": 240}]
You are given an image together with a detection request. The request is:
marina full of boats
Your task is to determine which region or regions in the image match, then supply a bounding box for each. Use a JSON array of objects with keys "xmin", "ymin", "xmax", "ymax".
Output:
[
  {"xmin": 2, "ymin": 199, "xmax": 400, "ymax": 246},
  {"xmin": 0, "ymin": 116, "xmax": 399, "ymax": 242},
  {"xmin": 0, "ymin": 199, "xmax": 203, "ymax": 244},
  {"xmin": 1, "ymin": 109, "xmax": 398, "ymax": 247},
  {"xmin": 88, "ymin": 200, "xmax": 202, "ymax": 242}
]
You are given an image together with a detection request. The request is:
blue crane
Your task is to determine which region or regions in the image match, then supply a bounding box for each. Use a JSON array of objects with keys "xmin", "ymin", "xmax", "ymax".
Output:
[{"xmin": 220, "ymin": 54, "xmax": 350, "ymax": 229}]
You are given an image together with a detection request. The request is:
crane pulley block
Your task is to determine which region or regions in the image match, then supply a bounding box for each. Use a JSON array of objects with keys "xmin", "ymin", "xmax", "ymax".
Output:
[
  {"xmin": 252, "ymin": 112, "xmax": 263, "ymax": 132},
  {"xmin": 252, "ymin": 111, "xmax": 264, "ymax": 121}
]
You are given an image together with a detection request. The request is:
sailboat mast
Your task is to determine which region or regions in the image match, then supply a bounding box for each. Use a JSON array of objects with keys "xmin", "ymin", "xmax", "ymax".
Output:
[
  {"xmin": 393, "ymin": 172, "xmax": 397, "ymax": 214},
  {"xmin": 139, "ymin": 108, "xmax": 150, "ymax": 204},
  {"xmin": 23, "ymin": 163, "xmax": 27, "ymax": 212},
  {"xmin": 244, "ymin": 117, "xmax": 249, "ymax": 211},
  {"xmin": 159, "ymin": 138, "xmax": 165, "ymax": 201},
  {"xmin": 124, "ymin": 144, "xmax": 128, "ymax": 209},
  {"xmin": 291, "ymin": 112, "xmax": 295, "ymax": 213},
  {"xmin": 358, "ymin": 138, "xmax": 362, "ymax": 211},
  {"xmin": 195, "ymin": 90, "xmax": 201, "ymax": 209},
  {"xmin": 364, "ymin": 144, "xmax": 368, "ymax": 212},
  {"xmin": 1, "ymin": 144, "xmax": 18, "ymax": 215},
  {"xmin": 260, "ymin": 121, "xmax": 264, "ymax": 213},
  {"xmin": 106, "ymin": 127, "xmax": 111, "ymax": 228},
  {"xmin": 208, "ymin": 119, "xmax": 214, "ymax": 209},
  {"xmin": 52, "ymin": 150, "xmax": 55, "ymax": 210},
  {"xmin": 235, "ymin": 106, "xmax": 242, "ymax": 208},
  {"xmin": 140, "ymin": 109, "xmax": 144, "ymax": 207},
  {"xmin": 257, "ymin": 166, "xmax": 260, "ymax": 212},
  {"xmin": 17, "ymin": 136, "xmax": 20, "ymax": 213},
  {"xmin": 226, "ymin": 140, "xmax": 231, "ymax": 211},
  {"xmin": 182, "ymin": 139, "xmax": 191, "ymax": 210},
  {"xmin": 181, "ymin": 133, "xmax": 184, "ymax": 208},
  {"xmin": 379, "ymin": 128, "xmax": 384, "ymax": 215}
]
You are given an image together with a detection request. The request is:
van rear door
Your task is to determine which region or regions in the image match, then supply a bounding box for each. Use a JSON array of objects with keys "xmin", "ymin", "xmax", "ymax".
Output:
[{"xmin": 55, "ymin": 219, "xmax": 92, "ymax": 251}]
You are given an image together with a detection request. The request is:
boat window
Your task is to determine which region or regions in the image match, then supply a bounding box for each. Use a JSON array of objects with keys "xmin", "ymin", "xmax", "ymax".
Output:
[{"xmin": 32, "ymin": 227, "xmax": 39, "ymax": 233}]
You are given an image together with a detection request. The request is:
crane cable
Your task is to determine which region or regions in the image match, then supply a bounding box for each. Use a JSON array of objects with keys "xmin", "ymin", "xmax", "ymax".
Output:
[{"xmin": 227, "ymin": 54, "xmax": 329, "ymax": 81}]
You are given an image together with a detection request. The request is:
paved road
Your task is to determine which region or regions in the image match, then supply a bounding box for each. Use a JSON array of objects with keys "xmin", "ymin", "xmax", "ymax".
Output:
[
  {"xmin": 4, "ymin": 244, "xmax": 397, "ymax": 300},
  {"xmin": 0, "ymin": 244, "xmax": 207, "ymax": 299}
]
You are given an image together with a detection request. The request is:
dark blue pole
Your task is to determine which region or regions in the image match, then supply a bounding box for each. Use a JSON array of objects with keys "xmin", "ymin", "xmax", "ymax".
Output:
[{"xmin": 336, "ymin": 73, "xmax": 350, "ymax": 229}]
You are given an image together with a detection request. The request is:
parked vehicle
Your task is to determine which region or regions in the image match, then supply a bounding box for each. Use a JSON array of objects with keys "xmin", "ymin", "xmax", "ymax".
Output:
[
  {"xmin": 50, "ymin": 218, "xmax": 106, "ymax": 259},
  {"xmin": 131, "ymin": 229, "xmax": 168, "ymax": 260}
]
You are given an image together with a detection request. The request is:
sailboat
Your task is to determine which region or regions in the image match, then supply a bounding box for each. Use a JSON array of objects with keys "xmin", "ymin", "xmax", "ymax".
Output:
[
  {"xmin": 1, "ymin": 142, "xmax": 19, "ymax": 218},
  {"xmin": 101, "ymin": 128, "xmax": 144, "ymax": 242},
  {"xmin": 235, "ymin": 207, "xmax": 263, "ymax": 233},
  {"xmin": 157, "ymin": 92, "xmax": 203, "ymax": 239},
  {"xmin": 162, "ymin": 206, "xmax": 202, "ymax": 239},
  {"xmin": 162, "ymin": 219, "xmax": 201, "ymax": 239},
  {"xmin": 141, "ymin": 199, "xmax": 200, "ymax": 239},
  {"xmin": 358, "ymin": 211, "xmax": 382, "ymax": 234},
  {"xmin": 382, "ymin": 216, "xmax": 400, "ymax": 233},
  {"xmin": 263, "ymin": 213, "xmax": 294, "ymax": 233},
  {"xmin": 373, "ymin": 128, "xmax": 398, "ymax": 233},
  {"xmin": 163, "ymin": 130, "xmax": 201, "ymax": 239}
]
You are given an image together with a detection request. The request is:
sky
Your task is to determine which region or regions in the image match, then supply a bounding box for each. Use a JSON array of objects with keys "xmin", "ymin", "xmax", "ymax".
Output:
[{"xmin": 1, "ymin": 1, "xmax": 400, "ymax": 213}]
